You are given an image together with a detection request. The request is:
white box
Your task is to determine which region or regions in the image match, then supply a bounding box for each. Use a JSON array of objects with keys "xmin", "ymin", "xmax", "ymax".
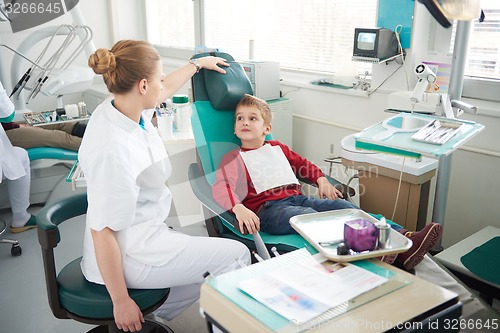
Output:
[
  {"xmin": 268, "ymin": 98, "xmax": 293, "ymax": 148},
  {"xmin": 239, "ymin": 61, "xmax": 280, "ymax": 101}
]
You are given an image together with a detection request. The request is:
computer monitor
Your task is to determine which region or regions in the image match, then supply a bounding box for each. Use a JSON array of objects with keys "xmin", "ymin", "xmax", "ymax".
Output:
[{"xmin": 352, "ymin": 28, "xmax": 399, "ymax": 63}]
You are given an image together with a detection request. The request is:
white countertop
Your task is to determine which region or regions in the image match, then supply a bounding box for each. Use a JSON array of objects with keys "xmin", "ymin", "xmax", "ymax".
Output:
[{"xmin": 435, "ymin": 226, "xmax": 500, "ymax": 288}]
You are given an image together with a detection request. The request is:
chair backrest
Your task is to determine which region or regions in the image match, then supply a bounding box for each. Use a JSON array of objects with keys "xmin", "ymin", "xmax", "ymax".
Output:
[
  {"xmin": 37, "ymin": 192, "xmax": 88, "ymax": 319},
  {"xmin": 190, "ymin": 52, "xmax": 272, "ymax": 184}
]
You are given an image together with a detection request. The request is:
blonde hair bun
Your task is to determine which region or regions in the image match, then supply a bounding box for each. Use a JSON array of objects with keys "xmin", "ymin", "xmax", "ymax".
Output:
[{"xmin": 88, "ymin": 48, "xmax": 117, "ymax": 75}]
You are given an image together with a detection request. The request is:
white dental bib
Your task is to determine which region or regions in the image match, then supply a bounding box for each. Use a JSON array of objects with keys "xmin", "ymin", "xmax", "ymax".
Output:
[{"xmin": 239, "ymin": 144, "xmax": 299, "ymax": 194}]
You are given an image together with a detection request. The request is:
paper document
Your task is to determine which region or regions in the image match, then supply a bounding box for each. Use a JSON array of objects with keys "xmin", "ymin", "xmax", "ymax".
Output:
[{"xmin": 239, "ymin": 256, "xmax": 388, "ymax": 323}]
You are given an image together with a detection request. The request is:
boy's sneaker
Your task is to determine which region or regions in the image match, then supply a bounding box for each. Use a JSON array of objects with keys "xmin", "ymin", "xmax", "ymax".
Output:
[
  {"xmin": 379, "ymin": 253, "xmax": 398, "ymax": 265},
  {"xmin": 397, "ymin": 223, "xmax": 443, "ymax": 270}
]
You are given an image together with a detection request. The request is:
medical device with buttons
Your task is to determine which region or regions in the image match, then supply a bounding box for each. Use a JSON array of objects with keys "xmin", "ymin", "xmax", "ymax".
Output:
[{"xmin": 239, "ymin": 61, "xmax": 281, "ymax": 101}]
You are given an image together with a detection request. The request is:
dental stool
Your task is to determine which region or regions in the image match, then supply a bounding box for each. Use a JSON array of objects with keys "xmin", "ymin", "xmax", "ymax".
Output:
[
  {"xmin": 37, "ymin": 192, "xmax": 174, "ymax": 333},
  {"xmin": 0, "ymin": 217, "xmax": 21, "ymax": 256}
]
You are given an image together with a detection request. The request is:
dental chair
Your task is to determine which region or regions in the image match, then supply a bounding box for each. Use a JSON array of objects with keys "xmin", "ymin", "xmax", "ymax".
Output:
[
  {"xmin": 0, "ymin": 147, "xmax": 79, "ymax": 210},
  {"xmin": 188, "ymin": 52, "xmax": 355, "ymax": 259},
  {"xmin": 36, "ymin": 192, "xmax": 173, "ymax": 333},
  {"xmin": 27, "ymin": 147, "xmax": 81, "ymax": 205},
  {"xmin": 0, "ymin": 148, "xmax": 77, "ymax": 257}
]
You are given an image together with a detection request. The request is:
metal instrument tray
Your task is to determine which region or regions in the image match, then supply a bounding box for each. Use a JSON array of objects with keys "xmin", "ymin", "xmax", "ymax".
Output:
[
  {"xmin": 23, "ymin": 111, "xmax": 90, "ymax": 127},
  {"xmin": 411, "ymin": 119, "xmax": 464, "ymax": 145},
  {"xmin": 290, "ymin": 209, "xmax": 412, "ymax": 262}
]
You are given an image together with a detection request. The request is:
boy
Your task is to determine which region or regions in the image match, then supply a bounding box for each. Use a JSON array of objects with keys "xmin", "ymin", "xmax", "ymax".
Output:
[{"xmin": 212, "ymin": 94, "xmax": 442, "ymax": 270}]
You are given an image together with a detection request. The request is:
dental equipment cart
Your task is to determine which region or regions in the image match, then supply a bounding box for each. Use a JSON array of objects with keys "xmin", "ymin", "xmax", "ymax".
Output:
[
  {"xmin": 353, "ymin": 113, "xmax": 484, "ymax": 251},
  {"xmin": 200, "ymin": 249, "xmax": 461, "ymax": 333},
  {"xmin": 340, "ymin": 133, "xmax": 438, "ymax": 231}
]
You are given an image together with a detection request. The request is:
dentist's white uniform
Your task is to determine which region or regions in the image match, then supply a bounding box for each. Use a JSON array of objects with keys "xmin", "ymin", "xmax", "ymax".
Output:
[
  {"xmin": 0, "ymin": 81, "xmax": 31, "ymax": 219},
  {"xmin": 79, "ymin": 99, "xmax": 250, "ymax": 320}
]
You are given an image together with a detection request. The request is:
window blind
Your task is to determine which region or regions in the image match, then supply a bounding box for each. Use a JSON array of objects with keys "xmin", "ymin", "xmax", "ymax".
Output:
[
  {"xmin": 145, "ymin": 0, "xmax": 195, "ymax": 48},
  {"xmin": 146, "ymin": 0, "xmax": 377, "ymax": 77},
  {"xmin": 450, "ymin": 1, "xmax": 500, "ymax": 80},
  {"xmin": 202, "ymin": 0, "xmax": 377, "ymax": 76}
]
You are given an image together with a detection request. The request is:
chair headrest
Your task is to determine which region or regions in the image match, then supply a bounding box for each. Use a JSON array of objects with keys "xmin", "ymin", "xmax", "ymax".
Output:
[{"xmin": 203, "ymin": 61, "xmax": 253, "ymax": 110}]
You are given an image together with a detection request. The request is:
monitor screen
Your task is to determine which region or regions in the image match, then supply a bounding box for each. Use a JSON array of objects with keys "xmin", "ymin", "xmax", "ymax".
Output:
[{"xmin": 357, "ymin": 32, "xmax": 376, "ymax": 51}]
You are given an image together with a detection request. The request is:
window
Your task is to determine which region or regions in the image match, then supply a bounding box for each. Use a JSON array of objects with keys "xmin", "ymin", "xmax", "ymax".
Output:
[
  {"xmin": 447, "ymin": 1, "xmax": 500, "ymax": 102},
  {"xmin": 450, "ymin": 2, "xmax": 500, "ymax": 80},
  {"xmin": 145, "ymin": 0, "xmax": 377, "ymax": 77},
  {"xmin": 144, "ymin": 0, "xmax": 195, "ymax": 49}
]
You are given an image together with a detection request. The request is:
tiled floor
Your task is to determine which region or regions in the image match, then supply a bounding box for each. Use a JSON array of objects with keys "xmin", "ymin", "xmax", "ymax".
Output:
[
  {"xmin": 0, "ymin": 204, "xmax": 210, "ymax": 333},
  {"xmin": 2, "ymin": 202, "xmax": 499, "ymax": 333}
]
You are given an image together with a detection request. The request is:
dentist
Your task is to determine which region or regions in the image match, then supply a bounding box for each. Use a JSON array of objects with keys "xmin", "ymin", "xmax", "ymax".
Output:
[
  {"xmin": 80, "ymin": 40, "xmax": 250, "ymax": 332},
  {"xmin": 0, "ymin": 81, "xmax": 36, "ymax": 233}
]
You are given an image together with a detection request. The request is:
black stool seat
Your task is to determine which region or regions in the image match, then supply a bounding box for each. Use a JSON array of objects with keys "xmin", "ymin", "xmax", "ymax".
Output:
[{"xmin": 58, "ymin": 258, "xmax": 170, "ymax": 319}]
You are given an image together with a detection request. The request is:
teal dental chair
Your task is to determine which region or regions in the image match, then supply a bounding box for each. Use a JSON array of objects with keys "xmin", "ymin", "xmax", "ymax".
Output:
[
  {"xmin": 0, "ymin": 147, "xmax": 78, "ymax": 256},
  {"xmin": 27, "ymin": 146, "xmax": 81, "ymax": 205},
  {"xmin": 27, "ymin": 146, "xmax": 78, "ymax": 161},
  {"xmin": 0, "ymin": 147, "xmax": 79, "ymax": 210},
  {"xmin": 188, "ymin": 52, "xmax": 355, "ymax": 259},
  {"xmin": 37, "ymin": 192, "xmax": 173, "ymax": 333}
]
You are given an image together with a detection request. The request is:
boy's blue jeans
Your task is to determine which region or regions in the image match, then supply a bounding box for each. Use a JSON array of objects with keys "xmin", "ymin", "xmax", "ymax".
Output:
[
  {"xmin": 258, "ymin": 195, "xmax": 359, "ymax": 235},
  {"xmin": 258, "ymin": 195, "xmax": 404, "ymax": 235}
]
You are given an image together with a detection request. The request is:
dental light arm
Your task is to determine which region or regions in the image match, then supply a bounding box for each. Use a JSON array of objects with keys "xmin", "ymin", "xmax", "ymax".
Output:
[
  {"xmin": 0, "ymin": 2, "xmax": 11, "ymax": 22},
  {"xmin": 408, "ymin": 63, "xmax": 478, "ymax": 119},
  {"xmin": 451, "ymin": 99, "xmax": 478, "ymax": 115},
  {"xmin": 410, "ymin": 63, "xmax": 437, "ymax": 104},
  {"xmin": 6, "ymin": 4, "xmax": 96, "ymax": 113}
]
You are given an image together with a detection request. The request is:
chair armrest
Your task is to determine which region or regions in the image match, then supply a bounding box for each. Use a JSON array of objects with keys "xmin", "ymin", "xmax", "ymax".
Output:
[
  {"xmin": 36, "ymin": 192, "xmax": 88, "ymax": 248},
  {"xmin": 298, "ymin": 174, "xmax": 356, "ymax": 198},
  {"xmin": 187, "ymin": 162, "xmax": 238, "ymax": 227},
  {"xmin": 188, "ymin": 163, "xmax": 271, "ymax": 259},
  {"xmin": 27, "ymin": 147, "xmax": 78, "ymax": 161},
  {"xmin": 35, "ymin": 192, "xmax": 88, "ymax": 320}
]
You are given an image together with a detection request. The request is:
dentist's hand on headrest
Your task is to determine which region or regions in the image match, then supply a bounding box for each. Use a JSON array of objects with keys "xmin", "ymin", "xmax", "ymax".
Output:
[
  {"xmin": 198, "ymin": 56, "xmax": 229, "ymax": 74},
  {"xmin": 317, "ymin": 176, "xmax": 343, "ymax": 200}
]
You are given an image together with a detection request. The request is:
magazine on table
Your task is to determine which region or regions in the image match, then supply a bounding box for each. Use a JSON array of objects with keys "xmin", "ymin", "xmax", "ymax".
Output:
[{"xmin": 238, "ymin": 255, "xmax": 388, "ymax": 323}]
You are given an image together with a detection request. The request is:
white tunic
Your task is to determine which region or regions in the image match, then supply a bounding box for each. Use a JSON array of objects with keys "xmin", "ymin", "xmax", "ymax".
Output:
[
  {"xmin": 0, "ymin": 81, "xmax": 26, "ymax": 182},
  {"xmin": 79, "ymin": 98, "xmax": 189, "ymax": 284}
]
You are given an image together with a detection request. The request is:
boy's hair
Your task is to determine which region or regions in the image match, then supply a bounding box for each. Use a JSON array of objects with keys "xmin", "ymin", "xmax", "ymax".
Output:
[{"xmin": 235, "ymin": 94, "xmax": 272, "ymax": 124}]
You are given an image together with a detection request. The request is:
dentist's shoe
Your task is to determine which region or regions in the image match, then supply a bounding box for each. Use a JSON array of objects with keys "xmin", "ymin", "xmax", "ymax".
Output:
[{"xmin": 10, "ymin": 215, "xmax": 37, "ymax": 234}]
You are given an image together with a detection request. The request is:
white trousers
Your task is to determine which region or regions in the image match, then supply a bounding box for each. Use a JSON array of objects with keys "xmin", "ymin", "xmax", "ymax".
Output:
[
  {"xmin": 2, "ymin": 146, "xmax": 30, "ymax": 214},
  {"xmin": 123, "ymin": 233, "xmax": 251, "ymax": 321}
]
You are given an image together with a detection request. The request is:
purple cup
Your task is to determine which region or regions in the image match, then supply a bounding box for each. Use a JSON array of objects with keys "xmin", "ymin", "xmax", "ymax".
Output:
[{"xmin": 344, "ymin": 219, "xmax": 379, "ymax": 252}]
